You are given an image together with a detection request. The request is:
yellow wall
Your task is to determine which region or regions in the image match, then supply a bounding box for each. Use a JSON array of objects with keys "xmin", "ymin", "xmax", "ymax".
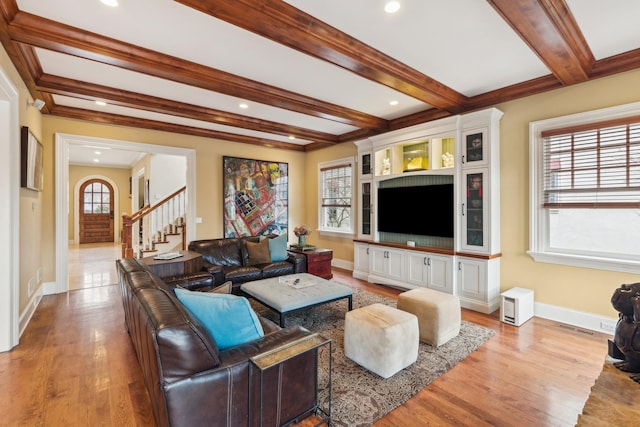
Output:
[
  {"xmin": 68, "ymin": 165, "xmax": 133, "ymax": 242},
  {"xmin": 1, "ymin": 43, "xmax": 44, "ymax": 314},
  {"xmin": 302, "ymin": 142, "xmax": 359, "ymax": 264}
]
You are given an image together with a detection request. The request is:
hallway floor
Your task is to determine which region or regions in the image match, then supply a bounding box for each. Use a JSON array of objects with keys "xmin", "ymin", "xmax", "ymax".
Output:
[{"xmin": 68, "ymin": 242, "xmax": 122, "ymax": 291}]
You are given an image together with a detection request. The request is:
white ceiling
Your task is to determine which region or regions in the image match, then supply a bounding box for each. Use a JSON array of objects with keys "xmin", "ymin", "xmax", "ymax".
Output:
[
  {"xmin": 68, "ymin": 142, "xmax": 144, "ymax": 169},
  {"xmin": 5, "ymin": 0, "xmax": 640, "ymax": 165}
]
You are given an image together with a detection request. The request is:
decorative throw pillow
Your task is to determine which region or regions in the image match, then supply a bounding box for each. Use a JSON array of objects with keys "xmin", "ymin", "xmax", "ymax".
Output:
[
  {"xmin": 208, "ymin": 280, "xmax": 232, "ymax": 294},
  {"xmin": 246, "ymin": 238, "xmax": 271, "ymax": 265},
  {"xmin": 268, "ymin": 233, "xmax": 289, "ymax": 262},
  {"xmin": 174, "ymin": 287, "xmax": 264, "ymax": 350}
]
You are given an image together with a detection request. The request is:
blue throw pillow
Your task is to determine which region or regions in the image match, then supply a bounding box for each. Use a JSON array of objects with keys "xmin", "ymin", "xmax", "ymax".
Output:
[
  {"xmin": 174, "ymin": 288, "xmax": 264, "ymax": 350},
  {"xmin": 268, "ymin": 233, "xmax": 289, "ymax": 262}
]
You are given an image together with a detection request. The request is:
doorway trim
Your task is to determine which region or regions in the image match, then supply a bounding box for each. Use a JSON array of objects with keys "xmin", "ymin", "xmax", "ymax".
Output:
[
  {"xmin": 0, "ymin": 67, "xmax": 19, "ymax": 351},
  {"xmin": 73, "ymin": 175, "xmax": 120, "ymax": 244},
  {"xmin": 55, "ymin": 133, "xmax": 196, "ymax": 294}
]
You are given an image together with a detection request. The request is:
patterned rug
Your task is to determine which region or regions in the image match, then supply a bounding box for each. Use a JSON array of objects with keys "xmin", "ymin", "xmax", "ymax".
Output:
[{"xmin": 251, "ymin": 287, "xmax": 495, "ymax": 427}]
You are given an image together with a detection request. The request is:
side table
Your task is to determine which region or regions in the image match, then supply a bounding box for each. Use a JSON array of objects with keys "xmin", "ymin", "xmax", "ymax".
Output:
[
  {"xmin": 140, "ymin": 250, "xmax": 203, "ymax": 279},
  {"xmin": 289, "ymin": 248, "xmax": 333, "ymax": 280}
]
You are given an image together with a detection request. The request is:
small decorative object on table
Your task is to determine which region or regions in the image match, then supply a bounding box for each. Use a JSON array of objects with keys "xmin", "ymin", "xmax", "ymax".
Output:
[
  {"xmin": 293, "ymin": 225, "xmax": 312, "ymax": 247},
  {"xmin": 153, "ymin": 251, "xmax": 183, "ymax": 260},
  {"xmin": 279, "ymin": 275, "xmax": 316, "ymax": 289}
]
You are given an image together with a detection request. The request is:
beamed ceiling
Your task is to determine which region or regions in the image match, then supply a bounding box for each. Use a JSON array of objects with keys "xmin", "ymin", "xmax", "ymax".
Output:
[{"xmin": 1, "ymin": 0, "xmax": 639, "ymax": 154}]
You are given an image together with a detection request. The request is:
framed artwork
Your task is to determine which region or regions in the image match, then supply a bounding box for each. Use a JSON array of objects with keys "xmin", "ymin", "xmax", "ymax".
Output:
[
  {"xmin": 20, "ymin": 126, "xmax": 44, "ymax": 191},
  {"xmin": 223, "ymin": 156, "xmax": 288, "ymax": 237}
]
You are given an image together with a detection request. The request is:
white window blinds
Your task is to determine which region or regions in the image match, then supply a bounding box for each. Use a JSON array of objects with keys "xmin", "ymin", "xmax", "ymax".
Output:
[
  {"xmin": 321, "ymin": 163, "xmax": 352, "ymax": 209},
  {"xmin": 542, "ymin": 116, "xmax": 640, "ymax": 208}
]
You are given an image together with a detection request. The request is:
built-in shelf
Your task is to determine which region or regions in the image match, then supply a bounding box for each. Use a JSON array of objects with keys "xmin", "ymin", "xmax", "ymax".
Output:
[{"xmin": 374, "ymin": 136, "xmax": 455, "ymax": 178}]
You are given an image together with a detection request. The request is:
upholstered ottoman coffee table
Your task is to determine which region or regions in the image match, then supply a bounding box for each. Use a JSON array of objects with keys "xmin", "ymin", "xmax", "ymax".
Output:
[
  {"xmin": 240, "ymin": 273, "xmax": 352, "ymax": 327},
  {"xmin": 397, "ymin": 288, "xmax": 461, "ymax": 347},
  {"xmin": 344, "ymin": 303, "xmax": 419, "ymax": 379}
]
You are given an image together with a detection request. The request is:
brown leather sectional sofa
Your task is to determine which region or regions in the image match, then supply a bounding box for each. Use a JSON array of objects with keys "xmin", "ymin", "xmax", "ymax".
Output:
[
  {"xmin": 116, "ymin": 257, "xmax": 319, "ymax": 427},
  {"xmin": 188, "ymin": 236, "xmax": 306, "ymax": 294}
]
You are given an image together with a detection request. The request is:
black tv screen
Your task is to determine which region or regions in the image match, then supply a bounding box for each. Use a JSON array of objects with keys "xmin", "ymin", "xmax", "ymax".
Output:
[{"xmin": 377, "ymin": 184, "xmax": 454, "ymax": 238}]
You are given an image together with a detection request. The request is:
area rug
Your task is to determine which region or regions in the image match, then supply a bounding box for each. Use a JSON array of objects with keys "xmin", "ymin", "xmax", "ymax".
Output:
[{"xmin": 250, "ymin": 287, "xmax": 495, "ymax": 427}]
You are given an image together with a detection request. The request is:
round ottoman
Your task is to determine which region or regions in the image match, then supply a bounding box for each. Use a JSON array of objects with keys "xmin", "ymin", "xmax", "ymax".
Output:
[
  {"xmin": 397, "ymin": 288, "xmax": 461, "ymax": 347},
  {"xmin": 344, "ymin": 303, "xmax": 418, "ymax": 378}
]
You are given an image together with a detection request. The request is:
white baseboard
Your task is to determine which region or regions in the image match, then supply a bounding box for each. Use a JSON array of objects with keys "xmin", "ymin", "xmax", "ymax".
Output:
[
  {"xmin": 335, "ymin": 260, "xmax": 618, "ymax": 336},
  {"xmin": 19, "ymin": 286, "xmax": 43, "ymax": 338},
  {"xmin": 43, "ymin": 280, "xmax": 63, "ymax": 295},
  {"xmin": 331, "ymin": 258, "xmax": 352, "ymax": 271},
  {"xmin": 534, "ymin": 302, "xmax": 617, "ymax": 336}
]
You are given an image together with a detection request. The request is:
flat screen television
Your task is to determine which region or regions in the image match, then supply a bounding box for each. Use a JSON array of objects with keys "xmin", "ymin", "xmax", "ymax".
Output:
[{"xmin": 377, "ymin": 184, "xmax": 454, "ymax": 237}]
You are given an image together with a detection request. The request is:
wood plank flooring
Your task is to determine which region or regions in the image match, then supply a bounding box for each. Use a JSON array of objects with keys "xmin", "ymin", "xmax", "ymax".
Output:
[{"xmin": 0, "ymin": 267, "xmax": 613, "ymax": 426}]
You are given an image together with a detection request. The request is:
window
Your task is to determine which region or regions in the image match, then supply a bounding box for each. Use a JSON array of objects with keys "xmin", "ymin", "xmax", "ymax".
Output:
[
  {"xmin": 529, "ymin": 102, "xmax": 640, "ymax": 273},
  {"xmin": 318, "ymin": 158, "xmax": 354, "ymax": 235},
  {"xmin": 83, "ymin": 181, "xmax": 111, "ymax": 213}
]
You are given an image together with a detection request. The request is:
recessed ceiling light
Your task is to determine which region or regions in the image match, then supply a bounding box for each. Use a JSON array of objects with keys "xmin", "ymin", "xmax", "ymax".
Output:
[
  {"xmin": 289, "ymin": 135, "xmax": 295, "ymax": 140},
  {"xmin": 93, "ymin": 159, "xmax": 100, "ymax": 163},
  {"xmin": 239, "ymin": 103, "xmax": 249, "ymax": 109},
  {"xmin": 100, "ymin": 0, "xmax": 119, "ymax": 7},
  {"xmin": 384, "ymin": 1, "xmax": 401, "ymax": 14},
  {"xmin": 389, "ymin": 100, "xmax": 399, "ymax": 106},
  {"xmin": 96, "ymin": 101, "xmax": 107, "ymax": 106},
  {"xmin": 94, "ymin": 151, "xmax": 102, "ymax": 155}
]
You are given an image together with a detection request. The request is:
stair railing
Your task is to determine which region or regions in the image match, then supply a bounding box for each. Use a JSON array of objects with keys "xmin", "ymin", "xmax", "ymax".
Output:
[{"xmin": 122, "ymin": 186, "xmax": 186, "ymax": 258}]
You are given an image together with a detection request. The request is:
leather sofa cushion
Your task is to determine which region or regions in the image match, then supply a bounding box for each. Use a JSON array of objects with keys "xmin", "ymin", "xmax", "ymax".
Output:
[
  {"xmin": 261, "ymin": 262, "xmax": 295, "ymax": 278},
  {"xmin": 193, "ymin": 239, "xmax": 244, "ymax": 267},
  {"xmin": 164, "ymin": 272, "xmax": 214, "ymax": 291},
  {"xmin": 224, "ymin": 266, "xmax": 262, "ymax": 283}
]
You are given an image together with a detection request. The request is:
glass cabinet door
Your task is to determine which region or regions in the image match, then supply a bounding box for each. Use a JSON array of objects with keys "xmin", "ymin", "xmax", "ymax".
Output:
[
  {"xmin": 462, "ymin": 129, "xmax": 488, "ymax": 167},
  {"xmin": 361, "ymin": 153, "xmax": 371, "ymax": 176},
  {"xmin": 361, "ymin": 181, "xmax": 371, "ymax": 236},
  {"xmin": 462, "ymin": 170, "xmax": 487, "ymax": 252}
]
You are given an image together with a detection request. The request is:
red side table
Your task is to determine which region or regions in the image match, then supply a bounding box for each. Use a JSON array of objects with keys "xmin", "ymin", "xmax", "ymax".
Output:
[{"xmin": 289, "ymin": 247, "xmax": 333, "ymax": 280}]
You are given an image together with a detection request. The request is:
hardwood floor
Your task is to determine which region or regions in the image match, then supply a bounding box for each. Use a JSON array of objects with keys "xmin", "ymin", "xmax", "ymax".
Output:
[{"xmin": 0, "ymin": 267, "xmax": 611, "ymax": 426}]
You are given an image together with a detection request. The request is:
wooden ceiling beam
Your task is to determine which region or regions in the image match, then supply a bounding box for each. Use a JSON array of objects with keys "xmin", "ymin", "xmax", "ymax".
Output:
[
  {"xmin": 6, "ymin": 10, "xmax": 387, "ymax": 130},
  {"xmin": 176, "ymin": 0, "xmax": 468, "ymax": 112},
  {"xmin": 488, "ymin": 0, "xmax": 594, "ymax": 85},
  {"xmin": 49, "ymin": 105, "xmax": 307, "ymax": 151},
  {"xmin": 36, "ymin": 74, "xmax": 340, "ymax": 145}
]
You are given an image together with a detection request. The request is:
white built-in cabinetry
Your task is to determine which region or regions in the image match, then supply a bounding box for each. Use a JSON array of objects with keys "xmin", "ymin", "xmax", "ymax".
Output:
[
  {"xmin": 353, "ymin": 108, "xmax": 503, "ymax": 314},
  {"xmin": 407, "ymin": 250, "xmax": 453, "ymax": 294}
]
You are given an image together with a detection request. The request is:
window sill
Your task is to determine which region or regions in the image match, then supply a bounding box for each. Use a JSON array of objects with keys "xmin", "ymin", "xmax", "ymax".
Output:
[
  {"xmin": 527, "ymin": 250, "xmax": 640, "ymax": 274},
  {"xmin": 317, "ymin": 229, "xmax": 354, "ymax": 239}
]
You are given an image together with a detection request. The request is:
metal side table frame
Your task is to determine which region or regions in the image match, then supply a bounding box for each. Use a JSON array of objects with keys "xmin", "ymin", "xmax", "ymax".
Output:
[{"xmin": 250, "ymin": 333, "xmax": 332, "ymax": 426}]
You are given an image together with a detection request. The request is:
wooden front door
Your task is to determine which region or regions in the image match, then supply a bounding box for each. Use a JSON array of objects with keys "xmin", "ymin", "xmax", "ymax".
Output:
[{"xmin": 79, "ymin": 179, "xmax": 114, "ymax": 243}]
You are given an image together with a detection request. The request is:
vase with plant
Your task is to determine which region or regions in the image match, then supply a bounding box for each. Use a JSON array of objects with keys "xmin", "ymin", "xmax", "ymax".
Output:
[{"xmin": 294, "ymin": 225, "xmax": 311, "ymax": 247}]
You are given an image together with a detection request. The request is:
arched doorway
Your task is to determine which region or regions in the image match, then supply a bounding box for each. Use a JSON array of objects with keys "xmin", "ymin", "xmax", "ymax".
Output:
[{"xmin": 79, "ymin": 179, "xmax": 114, "ymax": 244}]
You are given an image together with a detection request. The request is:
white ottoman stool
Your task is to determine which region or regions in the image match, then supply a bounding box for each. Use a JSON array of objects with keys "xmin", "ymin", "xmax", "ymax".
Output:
[
  {"xmin": 344, "ymin": 303, "xmax": 418, "ymax": 378},
  {"xmin": 397, "ymin": 288, "xmax": 461, "ymax": 347}
]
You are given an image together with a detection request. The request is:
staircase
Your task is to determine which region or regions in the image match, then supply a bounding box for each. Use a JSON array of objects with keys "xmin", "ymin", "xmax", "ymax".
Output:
[{"xmin": 122, "ymin": 186, "xmax": 187, "ymax": 258}]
